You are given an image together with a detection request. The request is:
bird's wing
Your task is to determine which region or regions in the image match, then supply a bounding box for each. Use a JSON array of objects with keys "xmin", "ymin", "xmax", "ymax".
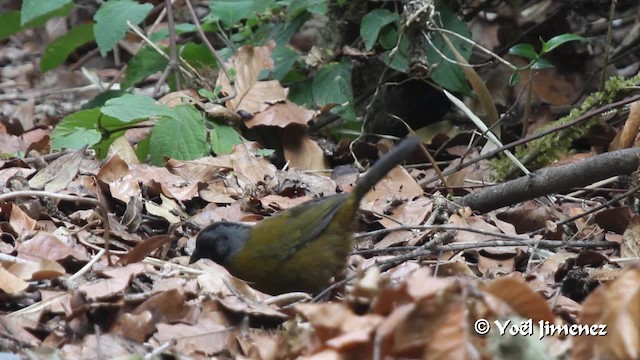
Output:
[{"xmin": 252, "ymin": 194, "xmax": 350, "ymax": 261}]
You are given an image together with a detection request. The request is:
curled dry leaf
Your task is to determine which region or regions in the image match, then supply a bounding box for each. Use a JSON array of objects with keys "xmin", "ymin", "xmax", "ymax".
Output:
[
  {"xmin": 574, "ymin": 266, "xmax": 640, "ymax": 360},
  {"xmin": 482, "ymin": 275, "xmax": 555, "ymax": 323},
  {"xmin": 96, "ymin": 154, "xmax": 141, "ymax": 203},
  {"xmin": 8, "ymin": 258, "xmax": 65, "ymax": 280},
  {"xmin": 0, "ymin": 266, "xmax": 29, "ymax": 293}
]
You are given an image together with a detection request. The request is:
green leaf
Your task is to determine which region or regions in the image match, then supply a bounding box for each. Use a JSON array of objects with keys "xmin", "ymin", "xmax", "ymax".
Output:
[
  {"xmin": 0, "ymin": 11, "xmax": 23, "ymax": 41},
  {"xmin": 135, "ymin": 135, "xmax": 151, "ymax": 162},
  {"xmin": 508, "ymin": 71, "xmax": 521, "ymax": 86},
  {"xmin": 287, "ymin": 0, "xmax": 328, "ymax": 21},
  {"xmin": 149, "ymin": 23, "xmax": 195, "ymax": 42},
  {"xmin": 271, "ymin": 45, "xmax": 298, "ymax": 81},
  {"xmin": 41, "ymin": 24, "xmax": 95, "ymax": 72},
  {"xmin": 531, "ymin": 58, "xmax": 555, "ymax": 70},
  {"xmin": 93, "ymin": 0, "xmax": 153, "ymax": 56},
  {"xmin": 381, "ymin": 36, "xmax": 410, "ymax": 72},
  {"xmin": 288, "ymin": 78, "xmax": 314, "ymax": 107},
  {"xmin": 508, "ymin": 43, "xmax": 538, "ymax": 60},
  {"xmin": 378, "ymin": 25, "xmax": 399, "ymax": 50},
  {"xmin": 210, "ymin": 123, "xmax": 245, "ymax": 154},
  {"xmin": 123, "ymin": 47, "xmax": 168, "ymax": 88},
  {"xmin": 149, "ymin": 105, "xmax": 208, "ymax": 165},
  {"xmin": 21, "ymin": 0, "xmax": 71, "ymax": 25},
  {"xmin": 209, "ymin": 0, "xmax": 254, "ymax": 28},
  {"xmin": 360, "ymin": 9, "xmax": 399, "ymax": 51},
  {"xmin": 312, "ymin": 62, "xmax": 353, "ymax": 106},
  {"xmin": 180, "ymin": 43, "xmax": 217, "ymax": 68},
  {"xmin": 51, "ymin": 109, "xmax": 127, "ymax": 151},
  {"xmin": 1, "ymin": 4, "xmax": 72, "ymax": 41},
  {"xmin": 425, "ymin": 3, "xmax": 472, "ymax": 94},
  {"xmin": 541, "ymin": 33, "xmax": 585, "ymax": 54},
  {"xmin": 82, "ymin": 90, "xmax": 129, "ymax": 110},
  {"xmin": 101, "ymin": 94, "xmax": 173, "ymax": 122}
]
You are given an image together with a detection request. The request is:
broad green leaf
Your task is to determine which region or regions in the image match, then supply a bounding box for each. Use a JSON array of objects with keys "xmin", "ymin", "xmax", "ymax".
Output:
[
  {"xmin": 425, "ymin": 3, "xmax": 472, "ymax": 94},
  {"xmin": 93, "ymin": 0, "xmax": 153, "ymax": 56},
  {"xmin": 287, "ymin": 0, "xmax": 328, "ymax": 21},
  {"xmin": 51, "ymin": 109, "xmax": 127, "ymax": 151},
  {"xmin": 41, "ymin": 23, "xmax": 95, "ymax": 72},
  {"xmin": 379, "ymin": 25, "xmax": 399, "ymax": 50},
  {"xmin": 1, "ymin": 5, "xmax": 72, "ymax": 41},
  {"xmin": 0, "ymin": 11, "xmax": 22, "ymax": 41},
  {"xmin": 82, "ymin": 90, "xmax": 128, "ymax": 110},
  {"xmin": 541, "ymin": 33, "xmax": 585, "ymax": 54},
  {"xmin": 21, "ymin": 0, "xmax": 71, "ymax": 25},
  {"xmin": 135, "ymin": 135, "xmax": 151, "ymax": 162},
  {"xmin": 508, "ymin": 71, "xmax": 521, "ymax": 87},
  {"xmin": 210, "ymin": 123, "xmax": 245, "ymax": 154},
  {"xmin": 312, "ymin": 62, "xmax": 353, "ymax": 106},
  {"xmin": 149, "ymin": 105, "xmax": 208, "ymax": 165},
  {"xmin": 101, "ymin": 94, "xmax": 173, "ymax": 122},
  {"xmin": 360, "ymin": 9, "xmax": 398, "ymax": 51},
  {"xmin": 288, "ymin": 78, "xmax": 314, "ymax": 107},
  {"xmin": 271, "ymin": 45, "xmax": 298, "ymax": 81},
  {"xmin": 180, "ymin": 43, "xmax": 217, "ymax": 68},
  {"xmin": 209, "ymin": 0, "xmax": 254, "ymax": 28},
  {"xmin": 531, "ymin": 58, "xmax": 555, "ymax": 70},
  {"xmin": 508, "ymin": 43, "xmax": 538, "ymax": 61},
  {"xmin": 149, "ymin": 23, "xmax": 196, "ymax": 42},
  {"xmin": 381, "ymin": 36, "xmax": 410, "ymax": 72},
  {"xmin": 123, "ymin": 47, "xmax": 168, "ymax": 88}
]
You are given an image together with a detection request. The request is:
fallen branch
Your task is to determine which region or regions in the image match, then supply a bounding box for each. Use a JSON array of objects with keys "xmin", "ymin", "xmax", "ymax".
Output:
[{"xmin": 457, "ymin": 148, "xmax": 640, "ymax": 212}]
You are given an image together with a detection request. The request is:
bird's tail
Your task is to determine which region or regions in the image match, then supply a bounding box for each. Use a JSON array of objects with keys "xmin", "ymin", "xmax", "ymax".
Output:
[{"xmin": 352, "ymin": 136, "xmax": 422, "ymax": 201}]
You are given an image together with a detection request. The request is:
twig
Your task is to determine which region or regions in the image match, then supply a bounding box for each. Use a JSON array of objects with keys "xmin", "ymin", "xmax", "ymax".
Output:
[
  {"xmin": 420, "ymin": 93, "xmax": 640, "ymax": 186},
  {"xmin": 457, "ymin": 149, "xmax": 640, "ymax": 212}
]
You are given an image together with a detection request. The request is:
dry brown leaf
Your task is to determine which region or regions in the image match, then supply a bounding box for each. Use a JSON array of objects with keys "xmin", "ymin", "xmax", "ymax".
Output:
[
  {"xmin": 17, "ymin": 232, "xmax": 89, "ymax": 262},
  {"xmin": 482, "ymin": 275, "xmax": 555, "ymax": 323},
  {"xmin": 216, "ymin": 43, "xmax": 287, "ymax": 113},
  {"xmin": 246, "ymin": 101, "xmax": 314, "ymax": 129},
  {"xmin": 118, "ymin": 234, "xmax": 171, "ymax": 265},
  {"xmin": 8, "ymin": 259, "xmax": 65, "ymax": 280},
  {"xmin": 611, "ymin": 100, "xmax": 640, "ymax": 150},
  {"xmin": 153, "ymin": 320, "xmax": 230, "ymax": 356},
  {"xmin": 621, "ymin": 214, "xmax": 640, "ymax": 258},
  {"xmin": 378, "ymin": 196, "xmax": 432, "ymax": 229},
  {"xmin": 361, "ymin": 165, "xmax": 422, "ymax": 212},
  {"xmin": 575, "ymin": 267, "xmax": 640, "ymax": 360},
  {"xmin": 166, "ymin": 156, "xmax": 233, "ymax": 182},
  {"xmin": 424, "ymin": 300, "xmax": 468, "ymax": 360},
  {"xmin": 28, "ymin": 145, "xmax": 86, "ymax": 192},
  {"xmin": 9, "ymin": 203, "xmax": 37, "ymax": 235},
  {"xmin": 282, "ymin": 136, "xmax": 329, "ymax": 171},
  {"xmin": 230, "ymin": 142, "xmax": 277, "ymax": 189},
  {"xmin": 106, "ymin": 136, "xmax": 139, "ymax": 165},
  {"xmin": 96, "ymin": 154, "xmax": 141, "ymax": 203},
  {"xmin": 0, "ymin": 266, "xmax": 29, "ymax": 293}
]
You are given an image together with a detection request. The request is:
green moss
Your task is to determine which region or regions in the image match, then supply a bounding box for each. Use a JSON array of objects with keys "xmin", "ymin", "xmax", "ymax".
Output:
[{"xmin": 492, "ymin": 74, "xmax": 640, "ymax": 180}]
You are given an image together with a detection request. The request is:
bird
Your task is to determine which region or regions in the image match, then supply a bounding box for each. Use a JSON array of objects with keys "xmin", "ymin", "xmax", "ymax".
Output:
[{"xmin": 190, "ymin": 137, "xmax": 421, "ymax": 295}]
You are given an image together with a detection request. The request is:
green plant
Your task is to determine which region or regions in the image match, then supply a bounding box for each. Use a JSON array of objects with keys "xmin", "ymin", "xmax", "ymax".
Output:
[{"xmin": 507, "ymin": 33, "xmax": 586, "ymax": 85}]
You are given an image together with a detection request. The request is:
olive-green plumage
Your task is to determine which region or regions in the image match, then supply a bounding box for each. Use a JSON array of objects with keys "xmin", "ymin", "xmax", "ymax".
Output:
[{"xmin": 190, "ymin": 137, "xmax": 421, "ymax": 294}]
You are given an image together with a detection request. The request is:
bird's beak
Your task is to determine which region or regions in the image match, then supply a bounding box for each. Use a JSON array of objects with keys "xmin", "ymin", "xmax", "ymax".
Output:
[{"xmin": 189, "ymin": 250, "xmax": 201, "ymax": 264}]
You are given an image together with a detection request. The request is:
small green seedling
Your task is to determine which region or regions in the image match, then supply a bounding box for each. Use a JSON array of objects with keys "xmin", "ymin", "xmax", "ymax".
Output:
[{"xmin": 508, "ymin": 33, "xmax": 586, "ymax": 85}]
